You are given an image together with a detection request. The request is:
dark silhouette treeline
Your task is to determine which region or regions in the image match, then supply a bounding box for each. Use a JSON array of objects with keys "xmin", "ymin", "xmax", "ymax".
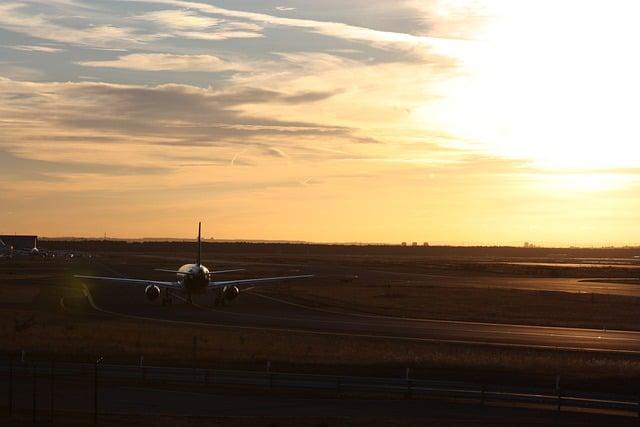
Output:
[{"xmin": 40, "ymin": 240, "xmax": 640, "ymax": 258}]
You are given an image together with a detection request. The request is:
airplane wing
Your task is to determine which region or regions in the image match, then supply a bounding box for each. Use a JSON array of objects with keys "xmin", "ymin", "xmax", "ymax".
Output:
[
  {"xmin": 208, "ymin": 275, "xmax": 314, "ymax": 289},
  {"xmin": 74, "ymin": 275, "xmax": 181, "ymax": 290}
]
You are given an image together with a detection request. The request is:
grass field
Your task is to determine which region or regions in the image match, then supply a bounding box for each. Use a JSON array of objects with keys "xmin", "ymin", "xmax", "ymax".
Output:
[
  {"xmin": 3, "ymin": 253, "xmax": 640, "ymax": 394},
  {"xmin": 83, "ymin": 250, "xmax": 640, "ymax": 330},
  {"xmin": 261, "ymin": 281, "xmax": 640, "ymax": 330},
  {"xmin": 4, "ymin": 303, "xmax": 640, "ymax": 392}
]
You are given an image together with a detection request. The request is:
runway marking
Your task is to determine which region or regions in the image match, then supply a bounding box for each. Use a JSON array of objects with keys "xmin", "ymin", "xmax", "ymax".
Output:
[{"xmin": 78, "ymin": 283, "xmax": 640, "ymax": 355}]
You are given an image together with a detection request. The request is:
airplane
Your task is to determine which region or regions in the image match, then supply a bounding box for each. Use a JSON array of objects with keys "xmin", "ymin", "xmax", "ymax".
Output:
[
  {"xmin": 0, "ymin": 238, "xmax": 12, "ymax": 259},
  {"xmin": 0, "ymin": 237, "xmax": 37, "ymax": 258},
  {"xmin": 0, "ymin": 236, "xmax": 89, "ymax": 261},
  {"xmin": 75, "ymin": 223, "xmax": 314, "ymax": 306},
  {"xmin": 28, "ymin": 237, "xmax": 41, "ymax": 256},
  {"xmin": 0, "ymin": 236, "xmax": 39, "ymax": 257}
]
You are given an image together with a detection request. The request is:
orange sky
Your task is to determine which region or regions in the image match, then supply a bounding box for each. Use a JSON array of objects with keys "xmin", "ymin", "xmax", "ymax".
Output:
[{"xmin": 0, "ymin": 1, "xmax": 639, "ymax": 246}]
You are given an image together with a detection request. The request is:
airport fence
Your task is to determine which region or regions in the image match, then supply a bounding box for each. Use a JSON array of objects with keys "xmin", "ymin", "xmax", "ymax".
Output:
[{"xmin": 1, "ymin": 360, "xmax": 640, "ymax": 419}]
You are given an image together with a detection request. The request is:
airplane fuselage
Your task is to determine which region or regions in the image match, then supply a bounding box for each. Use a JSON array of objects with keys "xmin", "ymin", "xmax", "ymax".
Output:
[{"xmin": 177, "ymin": 263, "xmax": 210, "ymax": 294}]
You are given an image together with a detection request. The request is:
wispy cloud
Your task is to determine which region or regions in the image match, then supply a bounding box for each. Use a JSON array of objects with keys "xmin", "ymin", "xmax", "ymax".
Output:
[
  {"xmin": 78, "ymin": 53, "xmax": 249, "ymax": 72},
  {"xmin": 0, "ymin": 3, "xmax": 155, "ymax": 47},
  {"xmin": 135, "ymin": 8, "xmax": 264, "ymax": 40},
  {"xmin": 129, "ymin": 0, "xmax": 453, "ymax": 52},
  {"xmin": 9, "ymin": 45, "xmax": 65, "ymax": 53}
]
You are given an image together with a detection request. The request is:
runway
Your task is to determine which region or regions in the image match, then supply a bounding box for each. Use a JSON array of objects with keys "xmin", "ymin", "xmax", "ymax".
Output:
[
  {"xmin": 131, "ymin": 253, "xmax": 640, "ymax": 297},
  {"xmin": 74, "ymin": 257, "xmax": 640, "ymax": 355}
]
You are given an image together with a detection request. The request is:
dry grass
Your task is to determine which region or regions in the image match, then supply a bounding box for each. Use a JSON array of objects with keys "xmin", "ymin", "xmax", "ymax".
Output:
[
  {"xmin": 88, "ymin": 251, "xmax": 640, "ymax": 330},
  {"xmin": 262, "ymin": 280, "xmax": 640, "ymax": 330},
  {"xmin": 3, "ymin": 255, "xmax": 640, "ymax": 393},
  {"xmin": 3, "ymin": 305, "xmax": 640, "ymax": 393}
]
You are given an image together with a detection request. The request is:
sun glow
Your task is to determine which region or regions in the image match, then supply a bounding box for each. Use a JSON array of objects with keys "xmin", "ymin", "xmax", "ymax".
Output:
[{"xmin": 417, "ymin": 0, "xmax": 640, "ymax": 171}]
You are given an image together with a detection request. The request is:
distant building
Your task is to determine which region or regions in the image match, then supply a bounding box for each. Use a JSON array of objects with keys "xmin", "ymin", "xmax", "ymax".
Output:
[
  {"xmin": 401, "ymin": 242, "xmax": 407, "ymax": 247},
  {"xmin": 423, "ymin": 242, "xmax": 430, "ymax": 247},
  {"xmin": 0, "ymin": 235, "xmax": 37, "ymax": 250},
  {"xmin": 412, "ymin": 242, "xmax": 418, "ymax": 247}
]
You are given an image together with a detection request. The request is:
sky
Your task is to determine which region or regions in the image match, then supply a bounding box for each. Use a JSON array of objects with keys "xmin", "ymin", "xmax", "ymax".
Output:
[{"xmin": 0, "ymin": 0, "xmax": 639, "ymax": 246}]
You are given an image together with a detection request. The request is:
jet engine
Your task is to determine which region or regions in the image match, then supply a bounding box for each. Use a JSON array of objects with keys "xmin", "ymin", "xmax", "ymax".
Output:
[
  {"xmin": 145, "ymin": 284, "xmax": 161, "ymax": 301},
  {"xmin": 224, "ymin": 286, "xmax": 240, "ymax": 301}
]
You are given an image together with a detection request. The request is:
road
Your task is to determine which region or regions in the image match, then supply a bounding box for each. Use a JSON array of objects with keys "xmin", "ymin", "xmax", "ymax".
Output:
[{"xmin": 71, "ymin": 258, "xmax": 640, "ymax": 355}]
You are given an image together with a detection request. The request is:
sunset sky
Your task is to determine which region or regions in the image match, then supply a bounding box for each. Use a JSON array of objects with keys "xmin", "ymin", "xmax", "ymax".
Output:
[{"xmin": 1, "ymin": 0, "xmax": 639, "ymax": 246}]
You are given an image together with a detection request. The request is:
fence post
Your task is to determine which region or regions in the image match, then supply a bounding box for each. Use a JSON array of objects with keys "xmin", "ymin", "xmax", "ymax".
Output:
[
  {"xmin": 556, "ymin": 374, "xmax": 561, "ymax": 412},
  {"xmin": 192, "ymin": 336, "xmax": 197, "ymax": 378},
  {"xmin": 8, "ymin": 357, "xmax": 13, "ymax": 418},
  {"xmin": 405, "ymin": 380, "xmax": 412, "ymax": 399},
  {"xmin": 336, "ymin": 377, "xmax": 342, "ymax": 396},
  {"xmin": 50, "ymin": 360, "xmax": 55, "ymax": 424},
  {"xmin": 481, "ymin": 384, "xmax": 486, "ymax": 405},
  {"xmin": 139, "ymin": 356, "xmax": 145, "ymax": 384},
  {"xmin": 94, "ymin": 357, "xmax": 103, "ymax": 427},
  {"xmin": 94, "ymin": 361, "xmax": 98, "ymax": 426},
  {"xmin": 266, "ymin": 361, "xmax": 272, "ymax": 389},
  {"xmin": 32, "ymin": 363, "xmax": 37, "ymax": 426}
]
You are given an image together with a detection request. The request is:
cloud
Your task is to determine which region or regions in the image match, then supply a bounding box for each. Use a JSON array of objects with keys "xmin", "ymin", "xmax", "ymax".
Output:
[
  {"xmin": 0, "ymin": 3, "xmax": 155, "ymax": 47},
  {"xmin": 130, "ymin": 0, "xmax": 454, "ymax": 52},
  {"xmin": 0, "ymin": 76, "xmax": 358, "ymax": 168},
  {"xmin": 0, "ymin": 0, "xmax": 460, "ymax": 59},
  {"xmin": 135, "ymin": 8, "xmax": 263, "ymax": 40},
  {"xmin": 264, "ymin": 146, "xmax": 289, "ymax": 158},
  {"xmin": 78, "ymin": 53, "xmax": 248, "ymax": 72},
  {"xmin": 137, "ymin": 9, "xmax": 223, "ymax": 31},
  {"xmin": 0, "ymin": 64, "xmax": 46, "ymax": 81},
  {"xmin": 9, "ymin": 45, "xmax": 65, "ymax": 53}
]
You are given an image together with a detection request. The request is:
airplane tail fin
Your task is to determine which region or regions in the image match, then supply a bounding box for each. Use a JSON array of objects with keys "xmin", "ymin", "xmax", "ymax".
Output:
[{"xmin": 197, "ymin": 222, "xmax": 202, "ymax": 266}]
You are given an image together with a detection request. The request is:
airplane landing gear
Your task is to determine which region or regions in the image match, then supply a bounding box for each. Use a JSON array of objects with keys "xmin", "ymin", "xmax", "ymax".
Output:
[
  {"xmin": 213, "ymin": 289, "xmax": 225, "ymax": 307},
  {"xmin": 161, "ymin": 289, "xmax": 173, "ymax": 306}
]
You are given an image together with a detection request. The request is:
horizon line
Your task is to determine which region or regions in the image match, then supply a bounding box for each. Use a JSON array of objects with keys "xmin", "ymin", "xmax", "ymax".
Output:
[{"xmin": 35, "ymin": 236, "xmax": 640, "ymax": 250}]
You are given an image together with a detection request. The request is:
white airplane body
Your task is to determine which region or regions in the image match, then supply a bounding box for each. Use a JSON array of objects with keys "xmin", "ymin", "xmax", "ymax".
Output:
[
  {"xmin": 75, "ymin": 223, "xmax": 313, "ymax": 306},
  {"xmin": 0, "ymin": 236, "xmax": 37, "ymax": 258},
  {"xmin": 1, "ymin": 236, "xmax": 84, "ymax": 260}
]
